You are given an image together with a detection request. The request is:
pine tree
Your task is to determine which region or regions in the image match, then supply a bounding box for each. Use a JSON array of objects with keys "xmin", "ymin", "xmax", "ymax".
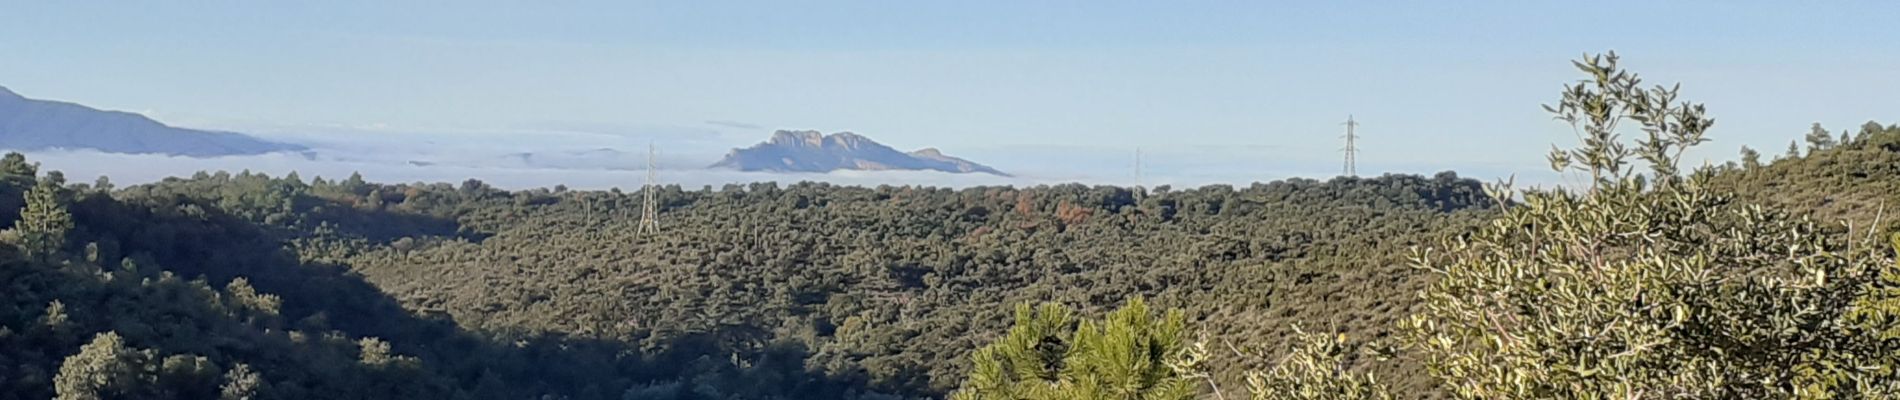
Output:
[
  {"xmin": 224, "ymin": 278, "xmax": 283, "ymax": 324},
  {"xmin": 342, "ymin": 172, "xmax": 368, "ymax": 195},
  {"xmin": 15, "ymin": 177, "xmax": 73, "ymax": 261},
  {"xmin": 54, "ymin": 332, "xmax": 149, "ymax": 400},
  {"xmin": 955, "ymin": 299, "xmax": 1201, "ymax": 400},
  {"xmin": 1807, "ymin": 122, "xmax": 1838, "ymax": 151},
  {"xmin": 41, "ymin": 300, "xmax": 71, "ymax": 332},
  {"xmin": 1861, "ymin": 121, "xmax": 1886, "ymax": 143},
  {"xmin": 1063, "ymin": 299, "xmax": 1199, "ymax": 399},
  {"xmin": 219, "ymin": 363, "xmax": 264, "ymax": 400},
  {"xmin": 0, "ymin": 152, "xmax": 37, "ymax": 184},
  {"xmin": 359, "ymin": 337, "xmax": 394, "ymax": 366},
  {"xmin": 365, "ymin": 189, "xmax": 386, "ymax": 211},
  {"xmin": 957, "ymin": 303, "xmax": 1074, "ymax": 400},
  {"xmin": 91, "ymin": 176, "xmax": 113, "ymax": 193},
  {"xmin": 156, "ymin": 354, "xmax": 221, "ymax": 398},
  {"xmin": 1740, "ymin": 146, "xmax": 1761, "ymax": 168}
]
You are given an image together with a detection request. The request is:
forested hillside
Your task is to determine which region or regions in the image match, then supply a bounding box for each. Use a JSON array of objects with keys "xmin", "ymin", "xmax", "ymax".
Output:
[
  {"xmin": 340, "ymin": 171, "xmax": 1492, "ymax": 395},
  {"xmin": 941, "ymin": 54, "xmax": 1900, "ymax": 400},
  {"xmin": 0, "ymin": 155, "xmax": 910, "ymax": 400},
  {"xmin": 4, "ymin": 56, "xmax": 1900, "ymax": 398},
  {"xmin": 6, "ymin": 118, "xmax": 1900, "ymax": 398},
  {"xmin": 1714, "ymin": 121, "xmax": 1900, "ymax": 231},
  {"xmin": 0, "ymin": 131, "xmax": 1494, "ymax": 398}
]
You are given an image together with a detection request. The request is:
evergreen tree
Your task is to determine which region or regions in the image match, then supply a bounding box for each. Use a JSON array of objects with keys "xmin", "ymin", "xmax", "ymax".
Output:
[
  {"xmin": 1808, "ymin": 122, "xmax": 1839, "ymax": 151},
  {"xmin": 218, "ymin": 363, "xmax": 263, "ymax": 400},
  {"xmin": 40, "ymin": 300, "xmax": 71, "ymax": 333},
  {"xmin": 1861, "ymin": 121, "xmax": 1886, "ymax": 143},
  {"xmin": 365, "ymin": 189, "xmax": 385, "ymax": 211},
  {"xmin": 342, "ymin": 172, "xmax": 368, "ymax": 195},
  {"xmin": 54, "ymin": 332, "xmax": 149, "ymax": 400},
  {"xmin": 91, "ymin": 176, "xmax": 113, "ymax": 193},
  {"xmin": 1739, "ymin": 146, "xmax": 1761, "ymax": 168},
  {"xmin": 155, "ymin": 354, "xmax": 221, "ymax": 399},
  {"xmin": 0, "ymin": 152, "xmax": 37, "ymax": 183},
  {"xmin": 224, "ymin": 278, "xmax": 283, "ymax": 325},
  {"xmin": 358, "ymin": 337, "xmax": 394, "ymax": 366},
  {"xmin": 955, "ymin": 299, "xmax": 1200, "ymax": 400},
  {"xmin": 15, "ymin": 176, "xmax": 73, "ymax": 261},
  {"xmin": 958, "ymin": 303, "xmax": 1073, "ymax": 400}
]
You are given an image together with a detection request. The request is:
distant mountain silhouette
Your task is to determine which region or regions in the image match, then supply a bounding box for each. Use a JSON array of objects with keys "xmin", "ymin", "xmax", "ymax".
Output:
[
  {"xmin": 0, "ymin": 85, "xmax": 303, "ymax": 157},
  {"xmin": 712, "ymin": 130, "xmax": 1007, "ymax": 176}
]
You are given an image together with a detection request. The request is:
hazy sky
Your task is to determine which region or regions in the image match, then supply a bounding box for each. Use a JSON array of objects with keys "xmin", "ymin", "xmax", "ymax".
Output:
[{"xmin": 3, "ymin": 1, "xmax": 1897, "ymax": 185}]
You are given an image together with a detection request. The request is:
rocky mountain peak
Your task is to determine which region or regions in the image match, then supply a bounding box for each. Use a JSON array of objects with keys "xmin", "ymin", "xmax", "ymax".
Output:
[
  {"xmin": 768, "ymin": 130, "xmax": 826, "ymax": 147},
  {"xmin": 712, "ymin": 130, "xmax": 1007, "ymax": 176}
]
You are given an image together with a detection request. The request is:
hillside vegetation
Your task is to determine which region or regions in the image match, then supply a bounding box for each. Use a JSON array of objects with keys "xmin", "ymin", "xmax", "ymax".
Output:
[
  {"xmin": 3, "ymin": 53, "xmax": 1899, "ymax": 399},
  {"xmin": 0, "ymin": 152, "xmax": 1498, "ymax": 399}
]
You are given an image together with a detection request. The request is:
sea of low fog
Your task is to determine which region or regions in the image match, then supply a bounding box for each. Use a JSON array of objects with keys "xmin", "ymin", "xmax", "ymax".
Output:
[{"xmin": 8, "ymin": 127, "xmax": 1525, "ymax": 191}]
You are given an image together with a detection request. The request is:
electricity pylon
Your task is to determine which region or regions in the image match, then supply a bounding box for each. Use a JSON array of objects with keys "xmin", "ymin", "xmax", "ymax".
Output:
[
  {"xmin": 639, "ymin": 143, "xmax": 659, "ymax": 234},
  {"xmin": 1341, "ymin": 115, "xmax": 1359, "ymax": 177},
  {"xmin": 1135, "ymin": 147, "xmax": 1144, "ymax": 188}
]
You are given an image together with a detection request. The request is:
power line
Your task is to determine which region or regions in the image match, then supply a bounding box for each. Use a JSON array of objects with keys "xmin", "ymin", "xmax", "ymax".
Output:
[{"xmin": 1341, "ymin": 115, "xmax": 1359, "ymax": 177}]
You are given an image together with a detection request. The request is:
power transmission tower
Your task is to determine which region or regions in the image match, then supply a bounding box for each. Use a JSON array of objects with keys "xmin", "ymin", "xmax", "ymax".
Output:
[
  {"xmin": 1134, "ymin": 147, "xmax": 1144, "ymax": 188},
  {"xmin": 1341, "ymin": 115, "xmax": 1360, "ymax": 177},
  {"xmin": 639, "ymin": 143, "xmax": 659, "ymax": 234}
]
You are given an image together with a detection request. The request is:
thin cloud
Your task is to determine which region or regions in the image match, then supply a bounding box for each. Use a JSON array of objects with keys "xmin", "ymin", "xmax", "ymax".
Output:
[{"xmin": 704, "ymin": 120, "xmax": 764, "ymax": 130}]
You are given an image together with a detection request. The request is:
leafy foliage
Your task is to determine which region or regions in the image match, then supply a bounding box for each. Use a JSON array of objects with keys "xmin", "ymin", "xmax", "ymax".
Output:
[
  {"xmin": 1403, "ymin": 52, "xmax": 1900, "ymax": 399},
  {"xmin": 1245, "ymin": 328, "xmax": 1392, "ymax": 400}
]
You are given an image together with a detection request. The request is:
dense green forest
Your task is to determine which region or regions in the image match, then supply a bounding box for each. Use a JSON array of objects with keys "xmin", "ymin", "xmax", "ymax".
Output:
[
  {"xmin": 5, "ymin": 53, "xmax": 1900, "ymax": 399},
  {"xmin": 1, "ymin": 160, "xmax": 1496, "ymax": 399}
]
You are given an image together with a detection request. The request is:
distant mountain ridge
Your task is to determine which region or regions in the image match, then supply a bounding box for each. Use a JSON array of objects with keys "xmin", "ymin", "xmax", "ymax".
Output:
[
  {"xmin": 712, "ymin": 130, "xmax": 1007, "ymax": 176},
  {"xmin": 0, "ymin": 85, "xmax": 303, "ymax": 157}
]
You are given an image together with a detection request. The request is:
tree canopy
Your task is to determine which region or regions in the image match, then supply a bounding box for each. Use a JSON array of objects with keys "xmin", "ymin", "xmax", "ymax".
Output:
[{"xmin": 2, "ymin": 52, "xmax": 1899, "ymax": 399}]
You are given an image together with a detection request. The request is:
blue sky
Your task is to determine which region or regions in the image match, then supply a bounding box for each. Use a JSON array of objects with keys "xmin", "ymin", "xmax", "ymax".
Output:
[{"xmin": 2, "ymin": 1, "xmax": 1897, "ymax": 186}]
